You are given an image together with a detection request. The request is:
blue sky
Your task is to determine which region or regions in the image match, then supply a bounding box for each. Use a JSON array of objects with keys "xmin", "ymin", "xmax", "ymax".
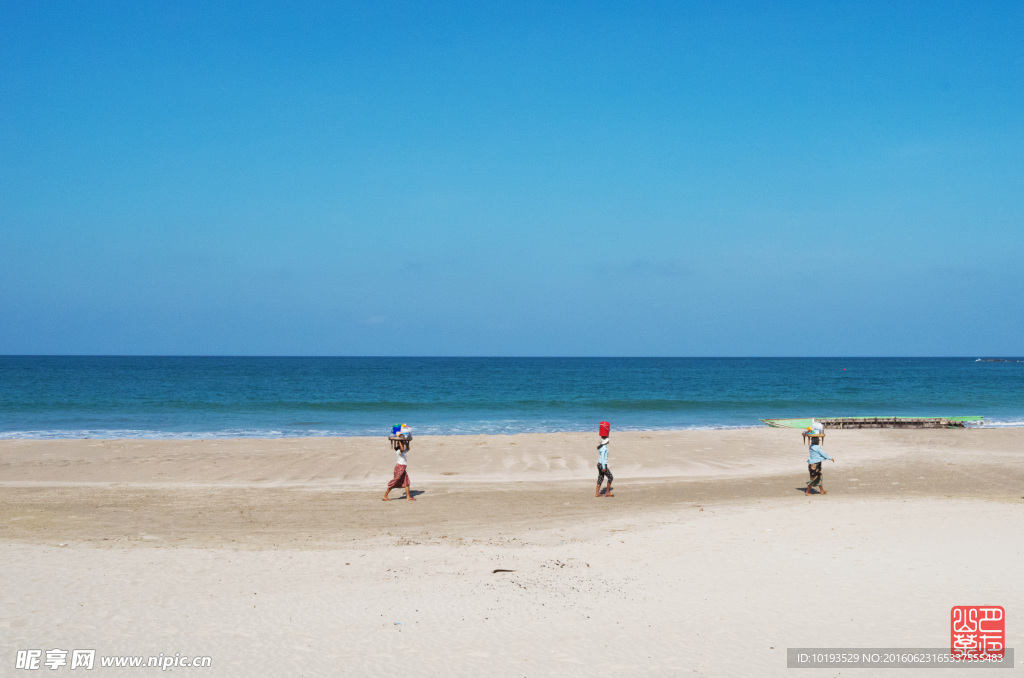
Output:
[{"xmin": 1, "ymin": 1, "xmax": 1021, "ymax": 356}]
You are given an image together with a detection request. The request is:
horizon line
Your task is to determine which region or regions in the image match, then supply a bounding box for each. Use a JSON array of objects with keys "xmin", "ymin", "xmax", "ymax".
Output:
[{"xmin": 1, "ymin": 354, "xmax": 1018, "ymax": 360}]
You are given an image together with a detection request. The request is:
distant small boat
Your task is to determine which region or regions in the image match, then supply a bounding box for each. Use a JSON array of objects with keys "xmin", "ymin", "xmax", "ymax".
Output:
[{"xmin": 761, "ymin": 416, "xmax": 984, "ymax": 429}]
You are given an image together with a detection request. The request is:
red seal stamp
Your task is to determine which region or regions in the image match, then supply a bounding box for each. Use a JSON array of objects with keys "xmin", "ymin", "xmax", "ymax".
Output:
[{"xmin": 951, "ymin": 606, "xmax": 1004, "ymax": 659}]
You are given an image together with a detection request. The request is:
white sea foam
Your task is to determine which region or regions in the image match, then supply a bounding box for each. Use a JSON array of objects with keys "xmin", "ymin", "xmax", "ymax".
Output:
[
  {"xmin": 7, "ymin": 418, "xmax": 1023, "ymax": 440},
  {"xmin": 0, "ymin": 429, "xmax": 302, "ymax": 440},
  {"xmin": 0, "ymin": 422, "xmax": 762, "ymax": 439}
]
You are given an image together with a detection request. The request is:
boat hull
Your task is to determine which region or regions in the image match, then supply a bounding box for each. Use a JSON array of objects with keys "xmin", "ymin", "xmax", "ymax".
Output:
[{"xmin": 761, "ymin": 416, "xmax": 983, "ymax": 429}]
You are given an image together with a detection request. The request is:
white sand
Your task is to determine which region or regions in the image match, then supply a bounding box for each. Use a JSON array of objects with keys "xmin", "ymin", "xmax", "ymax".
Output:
[{"xmin": 2, "ymin": 429, "xmax": 1022, "ymax": 676}]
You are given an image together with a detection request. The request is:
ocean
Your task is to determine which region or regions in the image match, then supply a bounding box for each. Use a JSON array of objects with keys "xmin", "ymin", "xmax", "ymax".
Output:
[{"xmin": 0, "ymin": 356, "xmax": 1022, "ymax": 439}]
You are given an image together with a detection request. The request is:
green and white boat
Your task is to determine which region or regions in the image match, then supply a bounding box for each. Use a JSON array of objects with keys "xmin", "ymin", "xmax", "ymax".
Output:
[{"xmin": 761, "ymin": 416, "xmax": 984, "ymax": 429}]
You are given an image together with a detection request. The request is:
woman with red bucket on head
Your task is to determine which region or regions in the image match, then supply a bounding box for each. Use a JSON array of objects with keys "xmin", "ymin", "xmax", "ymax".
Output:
[{"xmin": 595, "ymin": 421, "xmax": 613, "ymax": 498}]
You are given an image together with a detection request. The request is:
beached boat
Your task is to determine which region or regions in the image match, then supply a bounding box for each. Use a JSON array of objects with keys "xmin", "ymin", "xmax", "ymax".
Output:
[{"xmin": 761, "ymin": 416, "xmax": 983, "ymax": 429}]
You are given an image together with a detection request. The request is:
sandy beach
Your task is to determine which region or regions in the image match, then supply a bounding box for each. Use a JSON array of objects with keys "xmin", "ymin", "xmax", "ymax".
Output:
[{"xmin": 2, "ymin": 428, "xmax": 1022, "ymax": 676}]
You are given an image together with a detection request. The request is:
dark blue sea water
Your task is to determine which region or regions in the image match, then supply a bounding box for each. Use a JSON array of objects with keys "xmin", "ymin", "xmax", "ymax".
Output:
[{"xmin": 0, "ymin": 357, "xmax": 1021, "ymax": 439}]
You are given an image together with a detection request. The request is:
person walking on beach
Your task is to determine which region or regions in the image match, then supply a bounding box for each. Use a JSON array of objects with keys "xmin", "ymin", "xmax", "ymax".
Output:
[
  {"xmin": 805, "ymin": 433, "xmax": 834, "ymax": 495},
  {"xmin": 383, "ymin": 434, "xmax": 415, "ymax": 501},
  {"xmin": 596, "ymin": 421, "xmax": 613, "ymax": 498}
]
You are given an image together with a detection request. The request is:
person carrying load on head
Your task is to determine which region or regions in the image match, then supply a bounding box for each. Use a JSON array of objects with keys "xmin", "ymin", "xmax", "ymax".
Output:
[
  {"xmin": 383, "ymin": 424, "xmax": 415, "ymax": 501},
  {"xmin": 804, "ymin": 424, "xmax": 834, "ymax": 495},
  {"xmin": 595, "ymin": 421, "xmax": 614, "ymax": 498}
]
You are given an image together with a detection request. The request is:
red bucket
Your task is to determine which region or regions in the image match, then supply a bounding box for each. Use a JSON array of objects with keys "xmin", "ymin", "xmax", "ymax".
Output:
[{"xmin": 599, "ymin": 421, "xmax": 610, "ymax": 437}]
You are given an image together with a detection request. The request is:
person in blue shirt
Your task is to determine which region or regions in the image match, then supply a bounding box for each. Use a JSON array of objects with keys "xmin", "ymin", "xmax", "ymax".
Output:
[
  {"xmin": 595, "ymin": 435, "xmax": 614, "ymax": 498},
  {"xmin": 805, "ymin": 434, "xmax": 834, "ymax": 495}
]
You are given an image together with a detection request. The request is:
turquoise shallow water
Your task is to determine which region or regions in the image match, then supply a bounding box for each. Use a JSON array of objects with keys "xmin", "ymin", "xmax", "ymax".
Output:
[{"xmin": 0, "ymin": 357, "xmax": 1021, "ymax": 438}]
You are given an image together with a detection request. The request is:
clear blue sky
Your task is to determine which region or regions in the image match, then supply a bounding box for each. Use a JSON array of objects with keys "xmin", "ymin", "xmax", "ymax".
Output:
[{"xmin": 1, "ymin": 1, "xmax": 1021, "ymax": 356}]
